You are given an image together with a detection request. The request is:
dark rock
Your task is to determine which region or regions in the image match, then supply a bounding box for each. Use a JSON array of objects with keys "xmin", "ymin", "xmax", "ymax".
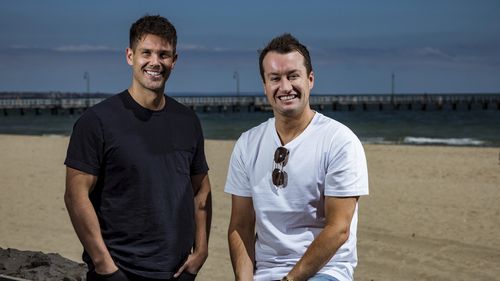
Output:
[{"xmin": 0, "ymin": 248, "xmax": 86, "ymax": 281}]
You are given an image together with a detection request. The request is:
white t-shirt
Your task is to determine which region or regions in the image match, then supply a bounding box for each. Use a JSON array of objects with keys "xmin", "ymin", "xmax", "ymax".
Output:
[{"xmin": 225, "ymin": 112, "xmax": 369, "ymax": 281}]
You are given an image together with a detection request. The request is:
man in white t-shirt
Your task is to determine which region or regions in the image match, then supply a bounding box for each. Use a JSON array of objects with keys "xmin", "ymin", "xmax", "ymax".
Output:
[{"xmin": 225, "ymin": 34, "xmax": 369, "ymax": 281}]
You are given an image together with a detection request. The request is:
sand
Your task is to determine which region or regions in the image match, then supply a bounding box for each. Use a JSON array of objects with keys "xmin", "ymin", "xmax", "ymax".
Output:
[{"xmin": 0, "ymin": 134, "xmax": 499, "ymax": 281}]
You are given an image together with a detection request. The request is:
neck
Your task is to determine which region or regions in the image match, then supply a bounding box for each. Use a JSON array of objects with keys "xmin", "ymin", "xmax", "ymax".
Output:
[
  {"xmin": 275, "ymin": 108, "xmax": 315, "ymax": 145},
  {"xmin": 128, "ymin": 86, "xmax": 165, "ymax": 111}
]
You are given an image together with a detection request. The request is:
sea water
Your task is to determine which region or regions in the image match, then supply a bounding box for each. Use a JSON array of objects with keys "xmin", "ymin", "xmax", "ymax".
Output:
[{"xmin": 0, "ymin": 106, "xmax": 499, "ymax": 147}]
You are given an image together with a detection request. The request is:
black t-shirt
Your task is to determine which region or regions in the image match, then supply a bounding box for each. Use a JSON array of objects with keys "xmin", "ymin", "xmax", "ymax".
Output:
[{"xmin": 65, "ymin": 91, "xmax": 209, "ymax": 279}]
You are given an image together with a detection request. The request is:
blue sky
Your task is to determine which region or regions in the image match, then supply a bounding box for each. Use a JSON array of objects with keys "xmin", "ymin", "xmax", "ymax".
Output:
[{"xmin": 1, "ymin": 0, "xmax": 499, "ymax": 95}]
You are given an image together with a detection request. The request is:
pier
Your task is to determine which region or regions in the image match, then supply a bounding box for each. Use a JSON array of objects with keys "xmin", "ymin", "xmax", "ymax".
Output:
[{"xmin": 0, "ymin": 93, "xmax": 499, "ymax": 115}]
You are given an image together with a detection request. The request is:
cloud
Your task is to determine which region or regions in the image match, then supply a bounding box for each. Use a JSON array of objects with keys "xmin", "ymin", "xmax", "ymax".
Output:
[
  {"xmin": 312, "ymin": 44, "xmax": 500, "ymax": 67},
  {"xmin": 413, "ymin": 46, "xmax": 454, "ymax": 60},
  {"xmin": 177, "ymin": 43, "xmax": 244, "ymax": 53},
  {"xmin": 177, "ymin": 43, "xmax": 208, "ymax": 51},
  {"xmin": 53, "ymin": 45, "xmax": 119, "ymax": 52},
  {"xmin": 6, "ymin": 44, "xmax": 119, "ymax": 53},
  {"xmin": 8, "ymin": 44, "xmax": 36, "ymax": 50},
  {"xmin": 6, "ymin": 42, "xmax": 499, "ymax": 68}
]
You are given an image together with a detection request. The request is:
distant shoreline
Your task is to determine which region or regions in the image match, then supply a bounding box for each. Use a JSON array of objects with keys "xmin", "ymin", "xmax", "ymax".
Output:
[
  {"xmin": 2, "ymin": 91, "xmax": 500, "ymax": 98},
  {"xmin": 0, "ymin": 132, "xmax": 498, "ymax": 148}
]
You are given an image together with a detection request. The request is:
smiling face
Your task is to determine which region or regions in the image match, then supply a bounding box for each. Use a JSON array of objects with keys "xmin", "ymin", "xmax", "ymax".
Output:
[
  {"xmin": 126, "ymin": 34, "xmax": 177, "ymax": 95},
  {"xmin": 262, "ymin": 51, "xmax": 314, "ymax": 118}
]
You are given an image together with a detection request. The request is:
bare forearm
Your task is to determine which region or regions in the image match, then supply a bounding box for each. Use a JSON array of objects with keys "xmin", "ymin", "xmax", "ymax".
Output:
[
  {"xmin": 228, "ymin": 227, "xmax": 255, "ymax": 281},
  {"xmin": 193, "ymin": 188, "xmax": 211, "ymax": 257},
  {"xmin": 172, "ymin": 176, "xmax": 212, "ymax": 277},
  {"xmin": 65, "ymin": 194, "xmax": 115, "ymax": 271},
  {"xmin": 287, "ymin": 225, "xmax": 349, "ymax": 281},
  {"xmin": 228, "ymin": 195, "xmax": 256, "ymax": 281},
  {"xmin": 284, "ymin": 196, "xmax": 358, "ymax": 281}
]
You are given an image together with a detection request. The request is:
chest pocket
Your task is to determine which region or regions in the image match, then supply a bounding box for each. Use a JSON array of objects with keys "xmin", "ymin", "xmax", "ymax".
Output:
[{"xmin": 173, "ymin": 145, "xmax": 194, "ymax": 175}]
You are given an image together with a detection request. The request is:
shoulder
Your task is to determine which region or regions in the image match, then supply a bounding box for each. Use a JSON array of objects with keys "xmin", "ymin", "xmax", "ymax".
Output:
[
  {"xmin": 237, "ymin": 118, "xmax": 273, "ymax": 146},
  {"xmin": 166, "ymin": 96, "xmax": 193, "ymax": 113},
  {"xmin": 309, "ymin": 113, "xmax": 365, "ymax": 161},
  {"xmin": 230, "ymin": 118, "xmax": 273, "ymax": 161},
  {"xmin": 314, "ymin": 112, "xmax": 360, "ymax": 143},
  {"xmin": 84, "ymin": 92, "xmax": 124, "ymax": 118},
  {"xmin": 74, "ymin": 92, "xmax": 126, "ymax": 129},
  {"xmin": 166, "ymin": 96, "xmax": 200, "ymax": 123},
  {"xmin": 90, "ymin": 91, "xmax": 123, "ymax": 110}
]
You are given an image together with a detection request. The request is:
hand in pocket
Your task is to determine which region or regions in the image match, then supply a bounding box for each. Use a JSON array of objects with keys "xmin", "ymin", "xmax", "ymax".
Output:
[
  {"xmin": 176, "ymin": 271, "xmax": 197, "ymax": 281},
  {"xmin": 86, "ymin": 269, "xmax": 129, "ymax": 281}
]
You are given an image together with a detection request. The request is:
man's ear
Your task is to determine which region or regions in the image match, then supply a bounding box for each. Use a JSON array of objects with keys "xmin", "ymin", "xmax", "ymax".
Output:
[
  {"xmin": 126, "ymin": 47, "xmax": 134, "ymax": 66},
  {"xmin": 308, "ymin": 70, "xmax": 315, "ymax": 90},
  {"xmin": 171, "ymin": 53, "xmax": 178, "ymax": 69}
]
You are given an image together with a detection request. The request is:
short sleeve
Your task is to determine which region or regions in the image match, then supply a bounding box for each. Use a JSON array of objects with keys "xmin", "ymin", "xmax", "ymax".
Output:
[
  {"xmin": 324, "ymin": 133, "xmax": 369, "ymax": 197},
  {"xmin": 64, "ymin": 109, "xmax": 104, "ymax": 175},
  {"xmin": 224, "ymin": 136, "xmax": 252, "ymax": 197},
  {"xmin": 190, "ymin": 114, "xmax": 209, "ymax": 175}
]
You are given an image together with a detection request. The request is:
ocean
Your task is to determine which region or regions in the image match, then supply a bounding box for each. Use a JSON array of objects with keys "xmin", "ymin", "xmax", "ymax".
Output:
[{"xmin": 0, "ymin": 106, "xmax": 499, "ymax": 147}]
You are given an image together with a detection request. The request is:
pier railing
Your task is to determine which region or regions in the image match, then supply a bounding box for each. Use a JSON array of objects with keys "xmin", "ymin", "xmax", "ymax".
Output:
[{"xmin": 0, "ymin": 93, "xmax": 499, "ymax": 114}]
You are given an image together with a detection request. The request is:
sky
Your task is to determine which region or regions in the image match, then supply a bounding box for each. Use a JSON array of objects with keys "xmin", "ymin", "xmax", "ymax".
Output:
[{"xmin": 1, "ymin": 0, "xmax": 499, "ymax": 95}]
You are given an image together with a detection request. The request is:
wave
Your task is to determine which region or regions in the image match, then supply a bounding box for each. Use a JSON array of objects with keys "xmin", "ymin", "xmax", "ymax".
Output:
[
  {"xmin": 403, "ymin": 136, "xmax": 485, "ymax": 146},
  {"xmin": 361, "ymin": 137, "xmax": 395, "ymax": 145},
  {"xmin": 361, "ymin": 136, "xmax": 487, "ymax": 146}
]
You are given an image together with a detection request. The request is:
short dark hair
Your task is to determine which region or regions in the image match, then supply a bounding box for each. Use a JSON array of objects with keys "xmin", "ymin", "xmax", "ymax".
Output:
[
  {"xmin": 129, "ymin": 15, "xmax": 177, "ymax": 53},
  {"xmin": 258, "ymin": 33, "xmax": 312, "ymax": 82}
]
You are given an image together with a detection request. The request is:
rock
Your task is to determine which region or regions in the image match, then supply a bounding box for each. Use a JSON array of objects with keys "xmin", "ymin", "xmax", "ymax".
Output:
[{"xmin": 0, "ymin": 248, "xmax": 86, "ymax": 281}]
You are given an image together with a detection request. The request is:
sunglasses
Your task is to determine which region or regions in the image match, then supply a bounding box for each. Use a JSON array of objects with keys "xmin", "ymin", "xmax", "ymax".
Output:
[{"xmin": 272, "ymin": 146, "xmax": 289, "ymax": 187}]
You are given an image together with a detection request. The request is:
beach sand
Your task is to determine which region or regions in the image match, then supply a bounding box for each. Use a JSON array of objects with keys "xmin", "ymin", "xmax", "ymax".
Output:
[{"xmin": 0, "ymin": 134, "xmax": 499, "ymax": 281}]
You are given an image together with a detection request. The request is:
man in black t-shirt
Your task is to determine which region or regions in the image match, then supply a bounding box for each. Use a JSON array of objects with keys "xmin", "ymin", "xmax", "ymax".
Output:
[{"xmin": 64, "ymin": 15, "xmax": 211, "ymax": 281}]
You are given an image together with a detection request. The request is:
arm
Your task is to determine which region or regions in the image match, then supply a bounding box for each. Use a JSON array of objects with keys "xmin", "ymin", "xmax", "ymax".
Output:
[
  {"xmin": 64, "ymin": 167, "xmax": 118, "ymax": 274},
  {"xmin": 284, "ymin": 196, "xmax": 359, "ymax": 281},
  {"xmin": 228, "ymin": 195, "xmax": 256, "ymax": 281},
  {"xmin": 174, "ymin": 173, "xmax": 212, "ymax": 277}
]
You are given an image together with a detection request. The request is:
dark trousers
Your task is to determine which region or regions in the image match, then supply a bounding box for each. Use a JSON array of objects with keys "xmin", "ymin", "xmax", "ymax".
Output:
[{"xmin": 86, "ymin": 269, "xmax": 196, "ymax": 281}]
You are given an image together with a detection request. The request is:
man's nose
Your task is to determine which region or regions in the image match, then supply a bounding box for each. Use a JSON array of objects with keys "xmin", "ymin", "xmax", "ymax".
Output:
[
  {"xmin": 279, "ymin": 78, "xmax": 293, "ymax": 92},
  {"xmin": 149, "ymin": 54, "xmax": 160, "ymax": 65}
]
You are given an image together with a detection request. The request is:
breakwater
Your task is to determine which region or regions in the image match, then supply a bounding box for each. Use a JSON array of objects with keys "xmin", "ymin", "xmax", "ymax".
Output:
[{"xmin": 0, "ymin": 93, "xmax": 499, "ymax": 115}]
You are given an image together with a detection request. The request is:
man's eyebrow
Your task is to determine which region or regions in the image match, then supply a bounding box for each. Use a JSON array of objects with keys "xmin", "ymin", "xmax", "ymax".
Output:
[
  {"xmin": 137, "ymin": 47, "xmax": 174, "ymax": 54},
  {"xmin": 267, "ymin": 69, "xmax": 300, "ymax": 76}
]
